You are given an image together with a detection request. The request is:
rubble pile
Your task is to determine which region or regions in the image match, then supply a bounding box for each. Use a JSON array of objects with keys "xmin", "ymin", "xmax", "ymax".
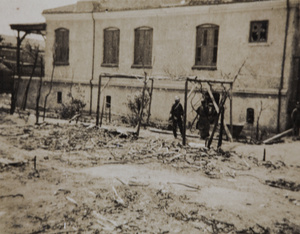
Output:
[
  {"xmin": 1, "ymin": 122, "xmax": 291, "ymax": 176},
  {"xmin": 0, "ymin": 116, "xmax": 299, "ymax": 233}
]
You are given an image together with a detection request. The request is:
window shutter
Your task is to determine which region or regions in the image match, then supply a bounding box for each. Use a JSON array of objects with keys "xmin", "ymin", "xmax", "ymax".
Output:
[
  {"xmin": 112, "ymin": 29, "xmax": 120, "ymax": 64},
  {"xmin": 103, "ymin": 28, "xmax": 119, "ymax": 65},
  {"xmin": 134, "ymin": 29, "xmax": 140, "ymax": 65},
  {"xmin": 195, "ymin": 26, "xmax": 203, "ymax": 65},
  {"xmin": 212, "ymin": 29, "xmax": 218, "ymax": 64},
  {"xmin": 103, "ymin": 30, "xmax": 109, "ymax": 64},
  {"xmin": 62, "ymin": 30, "xmax": 69, "ymax": 63},
  {"xmin": 133, "ymin": 27, "xmax": 153, "ymax": 67},
  {"xmin": 144, "ymin": 29, "xmax": 152, "ymax": 66},
  {"xmin": 207, "ymin": 28, "xmax": 214, "ymax": 65},
  {"xmin": 55, "ymin": 28, "xmax": 69, "ymax": 64},
  {"xmin": 194, "ymin": 25, "xmax": 219, "ymax": 68}
]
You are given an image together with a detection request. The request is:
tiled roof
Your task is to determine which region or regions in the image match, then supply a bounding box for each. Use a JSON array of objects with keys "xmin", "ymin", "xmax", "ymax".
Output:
[
  {"xmin": 43, "ymin": 4, "xmax": 78, "ymax": 14},
  {"xmin": 42, "ymin": 0, "xmax": 271, "ymax": 14}
]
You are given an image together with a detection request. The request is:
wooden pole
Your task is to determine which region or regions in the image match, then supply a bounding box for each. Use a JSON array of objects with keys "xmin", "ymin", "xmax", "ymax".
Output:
[
  {"xmin": 207, "ymin": 95, "xmax": 227, "ymax": 149},
  {"xmin": 207, "ymin": 109, "xmax": 220, "ymax": 149},
  {"xmin": 34, "ymin": 156, "xmax": 37, "ymax": 171},
  {"xmin": 96, "ymin": 75, "xmax": 102, "ymax": 126},
  {"xmin": 10, "ymin": 31, "xmax": 28, "ymax": 114},
  {"xmin": 147, "ymin": 79, "xmax": 154, "ymax": 124},
  {"xmin": 230, "ymin": 83, "xmax": 233, "ymax": 137},
  {"xmin": 183, "ymin": 79, "xmax": 188, "ymax": 145},
  {"xmin": 206, "ymin": 83, "xmax": 233, "ymax": 141},
  {"xmin": 218, "ymin": 106, "xmax": 224, "ymax": 148},
  {"xmin": 109, "ymin": 105, "xmax": 111, "ymax": 123},
  {"xmin": 262, "ymin": 128, "xmax": 293, "ymax": 144},
  {"xmin": 136, "ymin": 73, "xmax": 147, "ymax": 136},
  {"xmin": 100, "ymin": 94, "xmax": 105, "ymax": 127},
  {"xmin": 35, "ymin": 57, "xmax": 43, "ymax": 124}
]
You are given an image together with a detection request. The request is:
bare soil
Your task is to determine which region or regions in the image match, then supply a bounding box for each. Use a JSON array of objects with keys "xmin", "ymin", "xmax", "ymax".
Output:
[{"xmin": 0, "ymin": 110, "xmax": 300, "ymax": 234}]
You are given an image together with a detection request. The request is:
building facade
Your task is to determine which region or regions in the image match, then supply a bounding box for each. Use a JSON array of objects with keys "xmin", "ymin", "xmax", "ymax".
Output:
[{"xmin": 18, "ymin": 0, "xmax": 300, "ymax": 132}]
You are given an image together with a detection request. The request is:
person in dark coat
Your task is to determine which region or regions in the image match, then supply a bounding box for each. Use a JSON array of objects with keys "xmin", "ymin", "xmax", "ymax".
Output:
[
  {"xmin": 291, "ymin": 101, "xmax": 300, "ymax": 139},
  {"xmin": 170, "ymin": 96, "xmax": 184, "ymax": 138},
  {"xmin": 196, "ymin": 99, "xmax": 210, "ymax": 140}
]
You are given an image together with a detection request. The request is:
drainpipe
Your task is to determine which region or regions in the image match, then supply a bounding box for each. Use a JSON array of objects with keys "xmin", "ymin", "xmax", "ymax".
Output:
[
  {"xmin": 89, "ymin": 11, "xmax": 96, "ymax": 115},
  {"xmin": 277, "ymin": 0, "xmax": 290, "ymax": 133}
]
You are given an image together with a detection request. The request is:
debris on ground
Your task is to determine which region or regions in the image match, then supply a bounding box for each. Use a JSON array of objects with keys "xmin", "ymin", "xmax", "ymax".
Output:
[
  {"xmin": 0, "ymin": 110, "xmax": 299, "ymax": 233},
  {"xmin": 265, "ymin": 179, "xmax": 300, "ymax": 192}
]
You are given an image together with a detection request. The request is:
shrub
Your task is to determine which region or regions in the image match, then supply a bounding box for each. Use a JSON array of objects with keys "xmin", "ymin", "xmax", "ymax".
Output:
[
  {"xmin": 60, "ymin": 98, "xmax": 86, "ymax": 119},
  {"xmin": 126, "ymin": 91, "xmax": 150, "ymax": 126},
  {"xmin": 59, "ymin": 84, "xmax": 86, "ymax": 119}
]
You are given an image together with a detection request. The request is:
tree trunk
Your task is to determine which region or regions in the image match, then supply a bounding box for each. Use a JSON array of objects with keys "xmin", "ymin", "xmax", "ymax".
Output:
[
  {"xmin": 36, "ymin": 57, "xmax": 43, "ymax": 124},
  {"xmin": 43, "ymin": 60, "xmax": 55, "ymax": 120},
  {"xmin": 22, "ymin": 49, "xmax": 39, "ymax": 110},
  {"xmin": 136, "ymin": 72, "xmax": 147, "ymax": 137}
]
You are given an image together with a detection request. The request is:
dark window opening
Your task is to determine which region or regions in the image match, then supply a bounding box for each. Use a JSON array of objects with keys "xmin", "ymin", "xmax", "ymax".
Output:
[
  {"xmin": 102, "ymin": 28, "xmax": 120, "ymax": 67},
  {"xmin": 249, "ymin": 21, "xmax": 268, "ymax": 43},
  {"xmin": 106, "ymin": 95, "xmax": 111, "ymax": 108},
  {"xmin": 132, "ymin": 27, "xmax": 153, "ymax": 68},
  {"xmin": 193, "ymin": 24, "xmax": 219, "ymax": 70},
  {"xmin": 55, "ymin": 28, "xmax": 69, "ymax": 65},
  {"xmin": 247, "ymin": 108, "xmax": 254, "ymax": 124},
  {"xmin": 57, "ymin": 92, "xmax": 62, "ymax": 104}
]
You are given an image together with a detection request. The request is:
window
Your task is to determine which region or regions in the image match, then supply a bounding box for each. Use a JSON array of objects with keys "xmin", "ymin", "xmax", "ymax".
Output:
[
  {"xmin": 55, "ymin": 28, "xmax": 69, "ymax": 65},
  {"xmin": 106, "ymin": 95, "xmax": 111, "ymax": 108},
  {"xmin": 193, "ymin": 24, "xmax": 219, "ymax": 70},
  {"xmin": 247, "ymin": 108, "xmax": 254, "ymax": 124},
  {"xmin": 57, "ymin": 92, "xmax": 62, "ymax": 104},
  {"xmin": 102, "ymin": 28, "xmax": 120, "ymax": 67},
  {"xmin": 132, "ymin": 27, "xmax": 153, "ymax": 68},
  {"xmin": 249, "ymin": 21, "xmax": 268, "ymax": 43}
]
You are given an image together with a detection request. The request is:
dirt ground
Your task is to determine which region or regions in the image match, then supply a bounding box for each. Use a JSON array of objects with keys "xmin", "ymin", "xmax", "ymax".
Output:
[{"xmin": 0, "ymin": 107, "xmax": 300, "ymax": 233}]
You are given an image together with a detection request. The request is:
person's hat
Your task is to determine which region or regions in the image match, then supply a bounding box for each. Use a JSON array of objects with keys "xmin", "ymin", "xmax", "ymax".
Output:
[{"xmin": 175, "ymin": 96, "xmax": 180, "ymax": 101}]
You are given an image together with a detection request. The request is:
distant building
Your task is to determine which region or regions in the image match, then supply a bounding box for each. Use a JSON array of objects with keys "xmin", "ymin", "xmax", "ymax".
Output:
[
  {"xmin": 17, "ymin": 0, "xmax": 300, "ymax": 132},
  {"xmin": 0, "ymin": 60, "xmax": 13, "ymax": 94},
  {"xmin": 0, "ymin": 34, "xmax": 44, "ymax": 77}
]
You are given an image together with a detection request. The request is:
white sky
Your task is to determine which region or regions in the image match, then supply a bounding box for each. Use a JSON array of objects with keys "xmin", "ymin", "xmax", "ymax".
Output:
[{"xmin": 0, "ymin": 0, "xmax": 77, "ymax": 38}]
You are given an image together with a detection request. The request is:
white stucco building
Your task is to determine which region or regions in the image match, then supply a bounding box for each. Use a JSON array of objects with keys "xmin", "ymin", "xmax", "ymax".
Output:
[{"xmin": 17, "ymin": 0, "xmax": 300, "ymax": 133}]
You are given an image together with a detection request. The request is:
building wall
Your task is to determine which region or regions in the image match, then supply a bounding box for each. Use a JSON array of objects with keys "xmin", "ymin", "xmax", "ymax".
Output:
[
  {"xmin": 16, "ymin": 76, "xmax": 282, "ymax": 133},
  {"xmin": 35, "ymin": 0, "xmax": 298, "ymax": 132},
  {"xmin": 44, "ymin": 14, "xmax": 94, "ymax": 82}
]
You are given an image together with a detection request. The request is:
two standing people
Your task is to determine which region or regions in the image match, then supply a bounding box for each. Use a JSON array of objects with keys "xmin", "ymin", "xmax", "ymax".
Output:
[{"xmin": 169, "ymin": 96, "xmax": 211, "ymax": 140}]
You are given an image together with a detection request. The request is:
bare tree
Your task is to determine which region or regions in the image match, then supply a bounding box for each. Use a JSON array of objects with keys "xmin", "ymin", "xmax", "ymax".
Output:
[
  {"xmin": 43, "ymin": 45, "xmax": 56, "ymax": 120},
  {"xmin": 21, "ymin": 43, "xmax": 40, "ymax": 110},
  {"xmin": 35, "ymin": 57, "xmax": 43, "ymax": 124},
  {"xmin": 256, "ymin": 100, "xmax": 268, "ymax": 141}
]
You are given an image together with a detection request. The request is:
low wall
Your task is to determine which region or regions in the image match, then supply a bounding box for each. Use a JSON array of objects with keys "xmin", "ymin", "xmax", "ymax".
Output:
[{"xmin": 16, "ymin": 77, "xmax": 286, "ymax": 133}]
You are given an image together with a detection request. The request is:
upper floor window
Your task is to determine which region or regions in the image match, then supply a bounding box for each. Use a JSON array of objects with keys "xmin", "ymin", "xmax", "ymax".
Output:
[
  {"xmin": 249, "ymin": 21, "xmax": 268, "ymax": 43},
  {"xmin": 55, "ymin": 28, "xmax": 69, "ymax": 65},
  {"xmin": 193, "ymin": 24, "xmax": 219, "ymax": 70},
  {"xmin": 132, "ymin": 27, "xmax": 153, "ymax": 69},
  {"xmin": 102, "ymin": 27, "xmax": 120, "ymax": 67}
]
